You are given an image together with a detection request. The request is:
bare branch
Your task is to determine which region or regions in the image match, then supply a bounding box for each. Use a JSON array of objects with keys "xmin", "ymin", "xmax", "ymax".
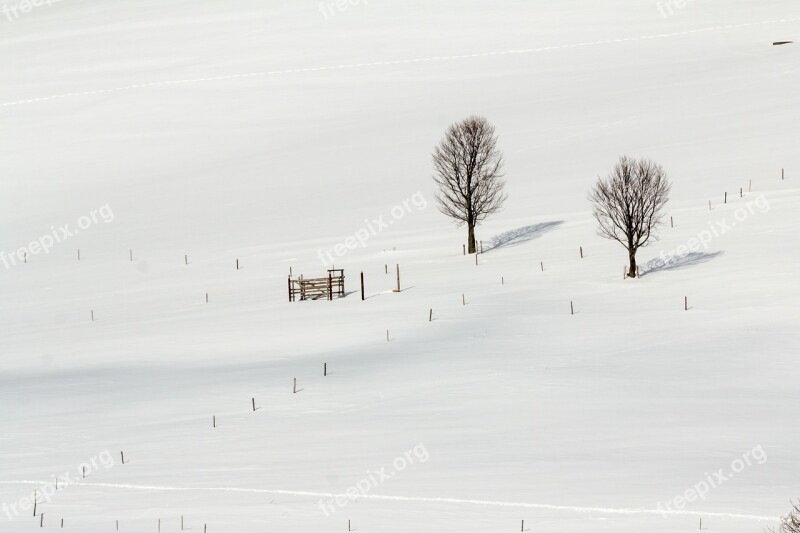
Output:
[{"xmin": 766, "ymin": 501, "xmax": 800, "ymax": 533}]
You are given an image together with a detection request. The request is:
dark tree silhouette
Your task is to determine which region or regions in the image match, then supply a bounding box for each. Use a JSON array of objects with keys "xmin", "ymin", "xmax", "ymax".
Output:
[
  {"xmin": 767, "ymin": 502, "xmax": 800, "ymax": 533},
  {"xmin": 433, "ymin": 116, "xmax": 506, "ymax": 254},
  {"xmin": 590, "ymin": 156, "xmax": 671, "ymax": 278}
]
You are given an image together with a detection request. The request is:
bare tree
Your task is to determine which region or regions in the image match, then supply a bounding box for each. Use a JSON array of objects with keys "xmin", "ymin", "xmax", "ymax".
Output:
[
  {"xmin": 767, "ymin": 502, "xmax": 800, "ymax": 533},
  {"xmin": 589, "ymin": 156, "xmax": 671, "ymax": 278},
  {"xmin": 433, "ymin": 116, "xmax": 506, "ymax": 254}
]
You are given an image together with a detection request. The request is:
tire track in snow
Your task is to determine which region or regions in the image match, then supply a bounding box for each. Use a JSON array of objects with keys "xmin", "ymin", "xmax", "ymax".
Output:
[
  {"xmin": 0, "ymin": 480, "xmax": 776, "ymax": 521},
  {"xmin": 1, "ymin": 17, "xmax": 799, "ymax": 109}
]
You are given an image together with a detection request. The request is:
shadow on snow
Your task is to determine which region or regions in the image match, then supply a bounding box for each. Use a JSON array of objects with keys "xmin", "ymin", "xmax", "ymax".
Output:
[
  {"xmin": 643, "ymin": 251, "xmax": 724, "ymax": 276},
  {"xmin": 485, "ymin": 221, "xmax": 563, "ymax": 252}
]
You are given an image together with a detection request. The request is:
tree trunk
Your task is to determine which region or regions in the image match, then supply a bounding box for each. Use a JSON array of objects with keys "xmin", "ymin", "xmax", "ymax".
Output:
[
  {"xmin": 628, "ymin": 248, "xmax": 637, "ymax": 278},
  {"xmin": 467, "ymin": 223, "xmax": 476, "ymax": 254}
]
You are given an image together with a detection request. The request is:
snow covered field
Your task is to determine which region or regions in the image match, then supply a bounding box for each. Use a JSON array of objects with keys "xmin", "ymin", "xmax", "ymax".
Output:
[{"xmin": 1, "ymin": 1, "xmax": 799, "ymax": 531}]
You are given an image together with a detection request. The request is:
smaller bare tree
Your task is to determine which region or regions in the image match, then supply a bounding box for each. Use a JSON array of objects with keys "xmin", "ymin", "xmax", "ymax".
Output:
[
  {"xmin": 433, "ymin": 116, "xmax": 506, "ymax": 254},
  {"xmin": 589, "ymin": 156, "xmax": 671, "ymax": 278},
  {"xmin": 767, "ymin": 501, "xmax": 800, "ymax": 533}
]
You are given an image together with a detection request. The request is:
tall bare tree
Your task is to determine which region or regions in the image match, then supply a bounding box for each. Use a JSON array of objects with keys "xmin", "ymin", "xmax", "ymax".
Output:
[
  {"xmin": 767, "ymin": 502, "xmax": 800, "ymax": 533},
  {"xmin": 433, "ymin": 116, "xmax": 506, "ymax": 254},
  {"xmin": 589, "ymin": 156, "xmax": 671, "ymax": 278}
]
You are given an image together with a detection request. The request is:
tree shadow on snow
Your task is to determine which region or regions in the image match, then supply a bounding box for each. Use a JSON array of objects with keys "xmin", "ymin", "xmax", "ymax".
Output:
[
  {"xmin": 485, "ymin": 221, "xmax": 563, "ymax": 252},
  {"xmin": 642, "ymin": 251, "xmax": 724, "ymax": 276}
]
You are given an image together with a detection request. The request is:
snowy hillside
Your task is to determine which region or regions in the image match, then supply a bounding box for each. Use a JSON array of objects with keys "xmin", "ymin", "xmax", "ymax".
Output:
[{"xmin": 1, "ymin": 1, "xmax": 799, "ymax": 532}]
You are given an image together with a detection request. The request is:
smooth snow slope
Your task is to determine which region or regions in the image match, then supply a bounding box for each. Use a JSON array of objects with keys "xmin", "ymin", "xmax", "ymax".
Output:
[{"xmin": 1, "ymin": 1, "xmax": 799, "ymax": 532}]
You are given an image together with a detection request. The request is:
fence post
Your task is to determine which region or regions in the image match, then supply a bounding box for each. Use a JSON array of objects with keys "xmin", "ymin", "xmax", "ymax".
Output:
[
  {"xmin": 360, "ymin": 272, "xmax": 365, "ymax": 301},
  {"xmin": 394, "ymin": 265, "xmax": 401, "ymax": 292},
  {"xmin": 328, "ymin": 273, "xmax": 333, "ymax": 301}
]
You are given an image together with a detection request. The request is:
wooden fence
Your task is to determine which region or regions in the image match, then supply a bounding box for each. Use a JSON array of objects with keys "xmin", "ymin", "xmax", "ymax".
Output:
[{"xmin": 288, "ymin": 269, "xmax": 345, "ymax": 302}]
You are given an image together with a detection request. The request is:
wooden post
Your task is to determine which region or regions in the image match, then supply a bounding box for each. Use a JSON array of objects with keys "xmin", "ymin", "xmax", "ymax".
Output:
[
  {"xmin": 252, "ymin": 398, "xmax": 256, "ymax": 412},
  {"xmin": 181, "ymin": 515, "xmax": 184, "ymax": 530},
  {"xmin": 349, "ymin": 520, "xmax": 351, "ymax": 532},
  {"xmin": 708, "ymin": 200, "xmax": 711, "ymax": 211},
  {"xmin": 782, "ymin": 168, "xmax": 785, "ymax": 180},
  {"xmin": 82, "ymin": 466, "xmax": 86, "ymax": 478},
  {"xmin": 61, "ymin": 518, "xmax": 64, "ymax": 528},
  {"xmin": 78, "ymin": 249, "xmax": 81, "ymax": 261},
  {"xmin": 540, "ymin": 261, "xmax": 544, "ymax": 272},
  {"xmin": 158, "ymin": 518, "xmax": 161, "ymax": 532},
  {"xmin": 429, "ymin": 309, "xmax": 433, "ymax": 322},
  {"xmin": 637, "ymin": 266, "xmax": 640, "ymax": 279},
  {"xmin": 394, "ymin": 264, "xmax": 401, "ymax": 292},
  {"xmin": 724, "ymin": 191, "xmax": 727, "ymax": 204},
  {"xmin": 475, "ymin": 252, "xmax": 478, "ymax": 266},
  {"xmin": 33, "ymin": 491, "xmax": 37, "ymax": 516},
  {"xmin": 120, "ymin": 451, "xmax": 125, "ymax": 464},
  {"xmin": 328, "ymin": 273, "xmax": 333, "ymax": 301},
  {"xmin": 205, "ymin": 292, "xmax": 209, "ymax": 303},
  {"xmin": 670, "ymin": 216, "xmax": 674, "ymax": 228},
  {"xmin": 386, "ymin": 330, "xmax": 389, "ymax": 342},
  {"xmin": 501, "ymin": 277, "xmax": 504, "ymax": 285},
  {"xmin": 740, "ymin": 187, "xmax": 743, "ymax": 198},
  {"xmin": 40, "ymin": 514, "xmax": 43, "ymax": 527},
  {"xmin": 91, "ymin": 310, "xmax": 94, "ymax": 322},
  {"xmin": 685, "ymin": 296, "xmax": 688, "ymax": 311},
  {"xmin": 480, "ymin": 241, "xmax": 484, "ymax": 253},
  {"xmin": 462, "ymin": 294, "xmax": 465, "ymax": 306},
  {"xmin": 236, "ymin": 259, "xmax": 239, "ymax": 270},
  {"xmin": 700, "ymin": 517, "xmax": 703, "ymax": 530},
  {"xmin": 185, "ymin": 254, "xmax": 188, "ymax": 265},
  {"xmin": 213, "ymin": 415, "xmax": 216, "ymax": 428},
  {"xmin": 521, "ymin": 519, "xmax": 525, "ymax": 532},
  {"xmin": 570, "ymin": 301, "xmax": 574, "ymax": 315},
  {"xmin": 749, "ymin": 179, "xmax": 752, "ymax": 192},
  {"xmin": 293, "ymin": 378, "xmax": 297, "ymax": 394},
  {"xmin": 580, "ymin": 246, "xmax": 583, "ymax": 258},
  {"xmin": 130, "ymin": 249, "xmax": 133, "ymax": 262},
  {"xmin": 462, "ymin": 244, "xmax": 466, "ymax": 256},
  {"xmin": 288, "ymin": 278, "xmax": 292, "ymax": 302},
  {"xmin": 360, "ymin": 272, "xmax": 365, "ymax": 301},
  {"xmin": 384, "ymin": 264, "xmax": 388, "ymax": 274},
  {"xmin": 324, "ymin": 363, "xmax": 327, "ymax": 377},
  {"xmin": 116, "ymin": 519, "xmax": 119, "ymax": 530}
]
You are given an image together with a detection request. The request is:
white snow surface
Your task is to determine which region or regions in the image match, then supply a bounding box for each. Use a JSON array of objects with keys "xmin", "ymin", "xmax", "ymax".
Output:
[{"xmin": 1, "ymin": 1, "xmax": 799, "ymax": 531}]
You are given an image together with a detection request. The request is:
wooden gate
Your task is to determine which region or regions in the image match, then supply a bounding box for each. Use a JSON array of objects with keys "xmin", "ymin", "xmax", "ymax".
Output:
[{"xmin": 288, "ymin": 269, "xmax": 345, "ymax": 301}]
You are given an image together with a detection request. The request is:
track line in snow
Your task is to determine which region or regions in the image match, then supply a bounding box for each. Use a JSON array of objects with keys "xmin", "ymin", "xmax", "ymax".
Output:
[
  {"xmin": 0, "ymin": 480, "xmax": 776, "ymax": 521},
  {"xmin": 1, "ymin": 17, "xmax": 799, "ymax": 109}
]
